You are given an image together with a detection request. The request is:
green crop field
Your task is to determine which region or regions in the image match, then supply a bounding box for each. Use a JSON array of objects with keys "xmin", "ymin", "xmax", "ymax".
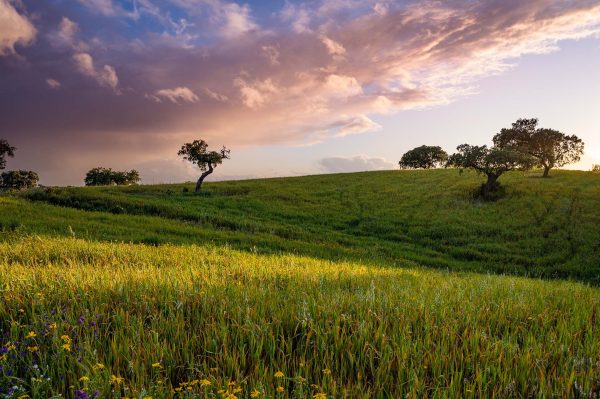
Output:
[{"xmin": 1, "ymin": 169, "xmax": 600, "ymax": 398}]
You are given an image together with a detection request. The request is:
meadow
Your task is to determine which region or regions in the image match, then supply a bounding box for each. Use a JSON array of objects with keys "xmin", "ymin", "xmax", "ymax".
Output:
[{"xmin": 1, "ymin": 169, "xmax": 600, "ymax": 398}]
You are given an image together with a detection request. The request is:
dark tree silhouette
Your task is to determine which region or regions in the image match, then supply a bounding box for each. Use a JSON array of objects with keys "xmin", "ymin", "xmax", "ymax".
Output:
[
  {"xmin": 0, "ymin": 170, "xmax": 39, "ymax": 190},
  {"xmin": 447, "ymin": 144, "xmax": 534, "ymax": 199},
  {"xmin": 0, "ymin": 139, "xmax": 16, "ymax": 170},
  {"xmin": 399, "ymin": 145, "xmax": 448, "ymax": 169},
  {"xmin": 85, "ymin": 167, "xmax": 141, "ymax": 186},
  {"xmin": 493, "ymin": 118, "xmax": 584, "ymax": 177},
  {"xmin": 178, "ymin": 140, "xmax": 230, "ymax": 193}
]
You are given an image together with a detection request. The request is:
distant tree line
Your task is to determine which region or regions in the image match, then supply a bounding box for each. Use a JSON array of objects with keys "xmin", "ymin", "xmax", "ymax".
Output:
[
  {"xmin": 84, "ymin": 167, "xmax": 141, "ymax": 186},
  {"xmin": 399, "ymin": 118, "xmax": 586, "ymax": 200},
  {"xmin": 0, "ymin": 139, "xmax": 39, "ymax": 190}
]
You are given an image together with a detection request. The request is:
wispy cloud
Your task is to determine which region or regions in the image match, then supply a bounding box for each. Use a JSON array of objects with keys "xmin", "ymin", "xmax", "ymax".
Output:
[
  {"xmin": 0, "ymin": 0, "xmax": 36, "ymax": 56},
  {"xmin": 318, "ymin": 155, "xmax": 395, "ymax": 173}
]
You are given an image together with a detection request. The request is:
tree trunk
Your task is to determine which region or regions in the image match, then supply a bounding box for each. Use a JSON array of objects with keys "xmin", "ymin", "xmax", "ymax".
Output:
[
  {"xmin": 542, "ymin": 165, "xmax": 551, "ymax": 178},
  {"xmin": 195, "ymin": 163, "xmax": 213, "ymax": 193},
  {"xmin": 483, "ymin": 174, "xmax": 499, "ymax": 197}
]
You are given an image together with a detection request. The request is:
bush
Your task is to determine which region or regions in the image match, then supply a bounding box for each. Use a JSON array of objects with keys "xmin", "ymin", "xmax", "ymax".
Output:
[
  {"xmin": 0, "ymin": 170, "xmax": 39, "ymax": 190},
  {"xmin": 85, "ymin": 167, "xmax": 141, "ymax": 186},
  {"xmin": 593, "ymin": 164, "xmax": 600, "ymax": 173}
]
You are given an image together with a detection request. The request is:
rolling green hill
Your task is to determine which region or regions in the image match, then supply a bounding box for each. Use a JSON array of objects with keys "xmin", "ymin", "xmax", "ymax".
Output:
[
  {"xmin": 1, "ymin": 169, "xmax": 600, "ymax": 398},
  {"xmin": 3, "ymin": 169, "xmax": 600, "ymax": 282}
]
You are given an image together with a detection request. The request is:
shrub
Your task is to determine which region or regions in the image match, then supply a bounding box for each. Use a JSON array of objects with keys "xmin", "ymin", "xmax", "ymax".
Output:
[
  {"xmin": 85, "ymin": 167, "xmax": 141, "ymax": 186},
  {"xmin": 0, "ymin": 170, "xmax": 39, "ymax": 190}
]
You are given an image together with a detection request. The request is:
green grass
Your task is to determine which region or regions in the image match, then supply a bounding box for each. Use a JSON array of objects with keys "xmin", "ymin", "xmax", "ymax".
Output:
[
  {"xmin": 1, "ymin": 169, "xmax": 600, "ymax": 398},
  {"xmin": 5, "ymin": 169, "xmax": 600, "ymax": 282},
  {"xmin": 1, "ymin": 237, "xmax": 599, "ymax": 398}
]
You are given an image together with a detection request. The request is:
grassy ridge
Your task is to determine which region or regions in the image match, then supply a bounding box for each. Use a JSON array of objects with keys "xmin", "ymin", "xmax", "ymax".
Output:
[
  {"xmin": 6, "ymin": 169, "xmax": 600, "ymax": 282},
  {"xmin": 1, "ymin": 237, "xmax": 599, "ymax": 398}
]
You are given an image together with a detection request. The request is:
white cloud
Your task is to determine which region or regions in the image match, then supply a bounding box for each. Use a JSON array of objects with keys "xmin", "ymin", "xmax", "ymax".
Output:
[
  {"xmin": 262, "ymin": 45, "xmax": 280, "ymax": 66},
  {"xmin": 234, "ymin": 77, "xmax": 278, "ymax": 109},
  {"xmin": 318, "ymin": 155, "xmax": 395, "ymax": 173},
  {"xmin": 73, "ymin": 52, "xmax": 119, "ymax": 91},
  {"xmin": 150, "ymin": 86, "xmax": 200, "ymax": 103},
  {"xmin": 0, "ymin": 0, "xmax": 36, "ymax": 56},
  {"xmin": 46, "ymin": 78, "xmax": 61, "ymax": 89},
  {"xmin": 219, "ymin": 3, "xmax": 257, "ymax": 38},
  {"xmin": 320, "ymin": 35, "xmax": 346, "ymax": 57},
  {"xmin": 203, "ymin": 88, "xmax": 229, "ymax": 102}
]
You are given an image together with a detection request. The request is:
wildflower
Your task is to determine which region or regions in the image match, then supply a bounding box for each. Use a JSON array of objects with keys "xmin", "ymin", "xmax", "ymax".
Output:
[
  {"xmin": 274, "ymin": 371, "xmax": 284, "ymax": 378},
  {"xmin": 93, "ymin": 363, "xmax": 105, "ymax": 371},
  {"xmin": 322, "ymin": 368, "xmax": 331, "ymax": 375},
  {"xmin": 18, "ymin": 309, "xmax": 25, "ymax": 313},
  {"xmin": 313, "ymin": 393, "xmax": 327, "ymax": 399},
  {"xmin": 79, "ymin": 376, "xmax": 89, "ymax": 382},
  {"xmin": 111, "ymin": 375, "xmax": 124, "ymax": 385},
  {"xmin": 74, "ymin": 390, "xmax": 88, "ymax": 399},
  {"xmin": 233, "ymin": 387, "xmax": 242, "ymax": 394},
  {"xmin": 276, "ymin": 386, "xmax": 284, "ymax": 394},
  {"xmin": 27, "ymin": 346, "xmax": 39, "ymax": 353},
  {"xmin": 49, "ymin": 323, "xmax": 57, "ymax": 330},
  {"xmin": 250, "ymin": 389, "xmax": 260, "ymax": 398},
  {"xmin": 62, "ymin": 344, "xmax": 71, "ymax": 352},
  {"xmin": 151, "ymin": 362, "xmax": 162, "ymax": 369},
  {"xmin": 26, "ymin": 331, "xmax": 36, "ymax": 339},
  {"xmin": 297, "ymin": 376, "xmax": 307, "ymax": 383},
  {"xmin": 61, "ymin": 335, "xmax": 72, "ymax": 343},
  {"xmin": 200, "ymin": 379, "xmax": 211, "ymax": 387}
]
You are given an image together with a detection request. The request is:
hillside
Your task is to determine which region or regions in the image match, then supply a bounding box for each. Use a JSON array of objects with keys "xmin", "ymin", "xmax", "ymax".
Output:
[
  {"xmin": 3, "ymin": 169, "xmax": 600, "ymax": 282},
  {"xmin": 1, "ymin": 169, "xmax": 600, "ymax": 398}
]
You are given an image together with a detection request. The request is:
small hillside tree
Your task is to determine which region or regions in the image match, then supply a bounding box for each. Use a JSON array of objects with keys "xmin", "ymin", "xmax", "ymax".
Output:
[
  {"xmin": 447, "ymin": 144, "xmax": 534, "ymax": 199},
  {"xmin": 0, "ymin": 170, "xmax": 39, "ymax": 190},
  {"xmin": 593, "ymin": 165, "xmax": 600, "ymax": 173},
  {"xmin": 493, "ymin": 118, "xmax": 584, "ymax": 177},
  {"xmin": 85, "ymin": 167, "xmax": 141, "ymax": 186},
  {"xmin": 399, "ymin": 145, "xmax": 448, "ymax": 169},
  {"xmin": 178, "ymin": 140, "xmax": 230, "ymax": 193},
  {"xmin": 0, "ymin": 139, "xmax": 16, "ymax": 170}
]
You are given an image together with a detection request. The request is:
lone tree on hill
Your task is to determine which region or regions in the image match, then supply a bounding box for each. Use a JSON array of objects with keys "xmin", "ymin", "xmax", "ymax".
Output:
[
  {"xmin": 447, "ymin": 144, "xmax": 535, "ymax": 199},
  {"xmin": 178, "ymin": 140, "xmax": 230, "ymax": 193},
  {"xmin": 493, "ymin": 118, "xmax": 584, "ymax": 177},
  {"xmin": 399, "ymin": 145, "xmax": 448, "ymax": 169},
  {"xmin": 0, "ymin": 139, "xmax": 16, "ymax": 170}
]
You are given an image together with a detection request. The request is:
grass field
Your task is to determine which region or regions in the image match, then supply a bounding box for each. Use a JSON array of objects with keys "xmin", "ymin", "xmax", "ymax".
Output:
[{"xmin": 1, "ymin": 169, "xmax": 600, "ymax": 398}]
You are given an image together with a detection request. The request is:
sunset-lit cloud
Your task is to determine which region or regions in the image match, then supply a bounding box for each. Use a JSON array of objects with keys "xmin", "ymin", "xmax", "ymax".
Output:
[{"xmin": 1, "ymin": 0, "xmax": 600, "ymax": 184}]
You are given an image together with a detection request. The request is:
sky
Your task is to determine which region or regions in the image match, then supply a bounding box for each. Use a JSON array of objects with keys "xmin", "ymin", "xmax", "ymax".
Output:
[{"xmin": 0, "ymin": 0, "xmax": 599, "ymax": 185}]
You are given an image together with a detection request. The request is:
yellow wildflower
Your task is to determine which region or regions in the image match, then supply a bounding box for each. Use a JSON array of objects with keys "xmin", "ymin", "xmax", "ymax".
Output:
[
  {"xmin": 151, "ymin": 362, "xmax": 162, "ymax": 369},
  {"xmin": 62, "ymin": 344, "xmax": 71, "ymax": 352},
  {"xmin": 233, "ymin": 387, "xmax": 242, "ymax": 394},
  {"xmin": 200, "ymin": 379, "xmax": 211, "ymax": 387},
  {"xmin": 274, "ymin": 371, "xmax": 284, "ymax": 378},
  {"xmin": 93, "ymin": 363, "xmax": 105, "ymax": 371},
  {"xmin": 276, "ymin": 386, "xmax": 284, "ymax": 394},
  {"xmin": 61, "ymin": 335, "xmax": 71, "ymax": 343},
  {"xmin": 313, "ymin": 393, "xmax": 327, "ymax": 399},
  {"xmin": 322, "ymin": 368, "xmax": 331, "ymax": 375},
  {"xmin": 79, "ymin": 376, "xmax": 89, "ymax": 382},
  {"xmin": 26, "ymin": 331, "xmax": 36, "ymax": 339},
  {"xmin": 27, "ymin": 346, "xmax": 39, "ymax": 353},
  {"xmin": 49, "ymin": 323, "xmax": 57, "ymax": 330},
  {"xmin": 18, "ymin": 309, "xmax": 25, "ymax": 313},
  {"xmin": 250, "ymin": 389, "xmax": 260, "ymax": 398},
  {"xmin": 111, "ymin": 375, "xmax": 124, "ymax": 385}
]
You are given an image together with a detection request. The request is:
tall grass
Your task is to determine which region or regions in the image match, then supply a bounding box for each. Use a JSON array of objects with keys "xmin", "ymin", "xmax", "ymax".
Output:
[{"xmin": 1, "ymin": 237, "xmax": 599, "ymax": 398}]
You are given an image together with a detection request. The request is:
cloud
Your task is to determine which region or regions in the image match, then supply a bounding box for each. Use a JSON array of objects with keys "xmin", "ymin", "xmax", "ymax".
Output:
[
  {"xmin": 2, "ymin": 0, "xmax": 600, "ymax": 184},
  {"xmin": 46, "ymin": 78, "xmax": 61, "ymax": 89},
  {"xmin": 150, "ymin": 87, "xmax": 199, "ymax": 104},
  {"xmin": 0, "ymin": 0, "xmax": 36, "ymax": 56},
  {"xmin": 318, "ymin": 155, "xmax": 395, "ymax": 173},
  {"xmin": 73, "ymin": 52, "xmax": 119, "ymax": 91}
]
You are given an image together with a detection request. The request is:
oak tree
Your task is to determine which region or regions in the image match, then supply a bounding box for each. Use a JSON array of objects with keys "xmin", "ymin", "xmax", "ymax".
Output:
[{"xmin": 178, "ymin": 140, "xmax": 230, "ymax": 193}]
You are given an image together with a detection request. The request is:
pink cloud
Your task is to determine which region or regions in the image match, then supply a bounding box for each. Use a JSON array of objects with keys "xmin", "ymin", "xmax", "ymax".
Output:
[{"xmin": 0, "ymin": 0, "xmax": 36, "ymax": 56}]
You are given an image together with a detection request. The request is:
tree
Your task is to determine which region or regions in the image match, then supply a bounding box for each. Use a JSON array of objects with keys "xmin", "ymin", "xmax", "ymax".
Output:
[
  {"xmin": 399, "ymin": 145, "xmax": 448, "ymax": 169},
  {"xmin": 0, "ymin": 139, "xmax": 16, "ymax": 170},
  {"xmin": 447, "ymin": 144, "xmax": 534, "ymax": 199},
  {"xmin": 178, "ymin": 140, "xmax": 230, "ymax": 193},
  {"xmin": 593, "ymin": 165, "xmax": 600, "ymax": 173},
  {"xmin": 0, "ymin": 170, "xmax": 39, "ymax": 190},
  {"xmin": 493, "ymin": 118, "xmax": 584, "ymax": 177},
  {"xmin": 85, "ymin": 167, "xmax": 141, "ymax": 186}
]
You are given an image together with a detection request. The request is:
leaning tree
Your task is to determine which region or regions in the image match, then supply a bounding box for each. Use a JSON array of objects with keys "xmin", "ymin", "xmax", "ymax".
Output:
[
  {"xmin": 493, "ymin": 118, "xmax": 584, "ymax": 177},
  {"xmin": 178, "ymin": 140, "xmax": 230, "ymax": 193},
  {"xmin": 0, "ymin": 139, "xmax": 16, "ymax": 170},
  {"xmin": 447, "ymin": 144, "xmax": 534, "ymax": 199},
  {"xmin": 399, "ymin": 145, "xmax": 448, "ymax": 169}
]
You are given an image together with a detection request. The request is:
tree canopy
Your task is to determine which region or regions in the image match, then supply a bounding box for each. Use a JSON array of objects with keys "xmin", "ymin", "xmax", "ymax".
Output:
[
  {"xmin": 493, "ymin": 118, "xmax": 584, "ymax": 177},
  {"xmin": 0, "ymin": 139, "xmax": 16, "ymax": 170},
  {"xmin": 178, "ymin": 140, "xmax": 230, "ymax": 192},
  {"xmin": 85, "ymin": 168, "xmax": 141, "ymax": 186},
  {"xmin": 399, "ymin": 145, "xmax": 448, "ymax": 169},
  {"xmin": 0, "ymin": 170, "xmax": 39, "ymax": 190},
  {"xmin": 447, "ymin": 144, "xmax": 535, "ymax": 199}
]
